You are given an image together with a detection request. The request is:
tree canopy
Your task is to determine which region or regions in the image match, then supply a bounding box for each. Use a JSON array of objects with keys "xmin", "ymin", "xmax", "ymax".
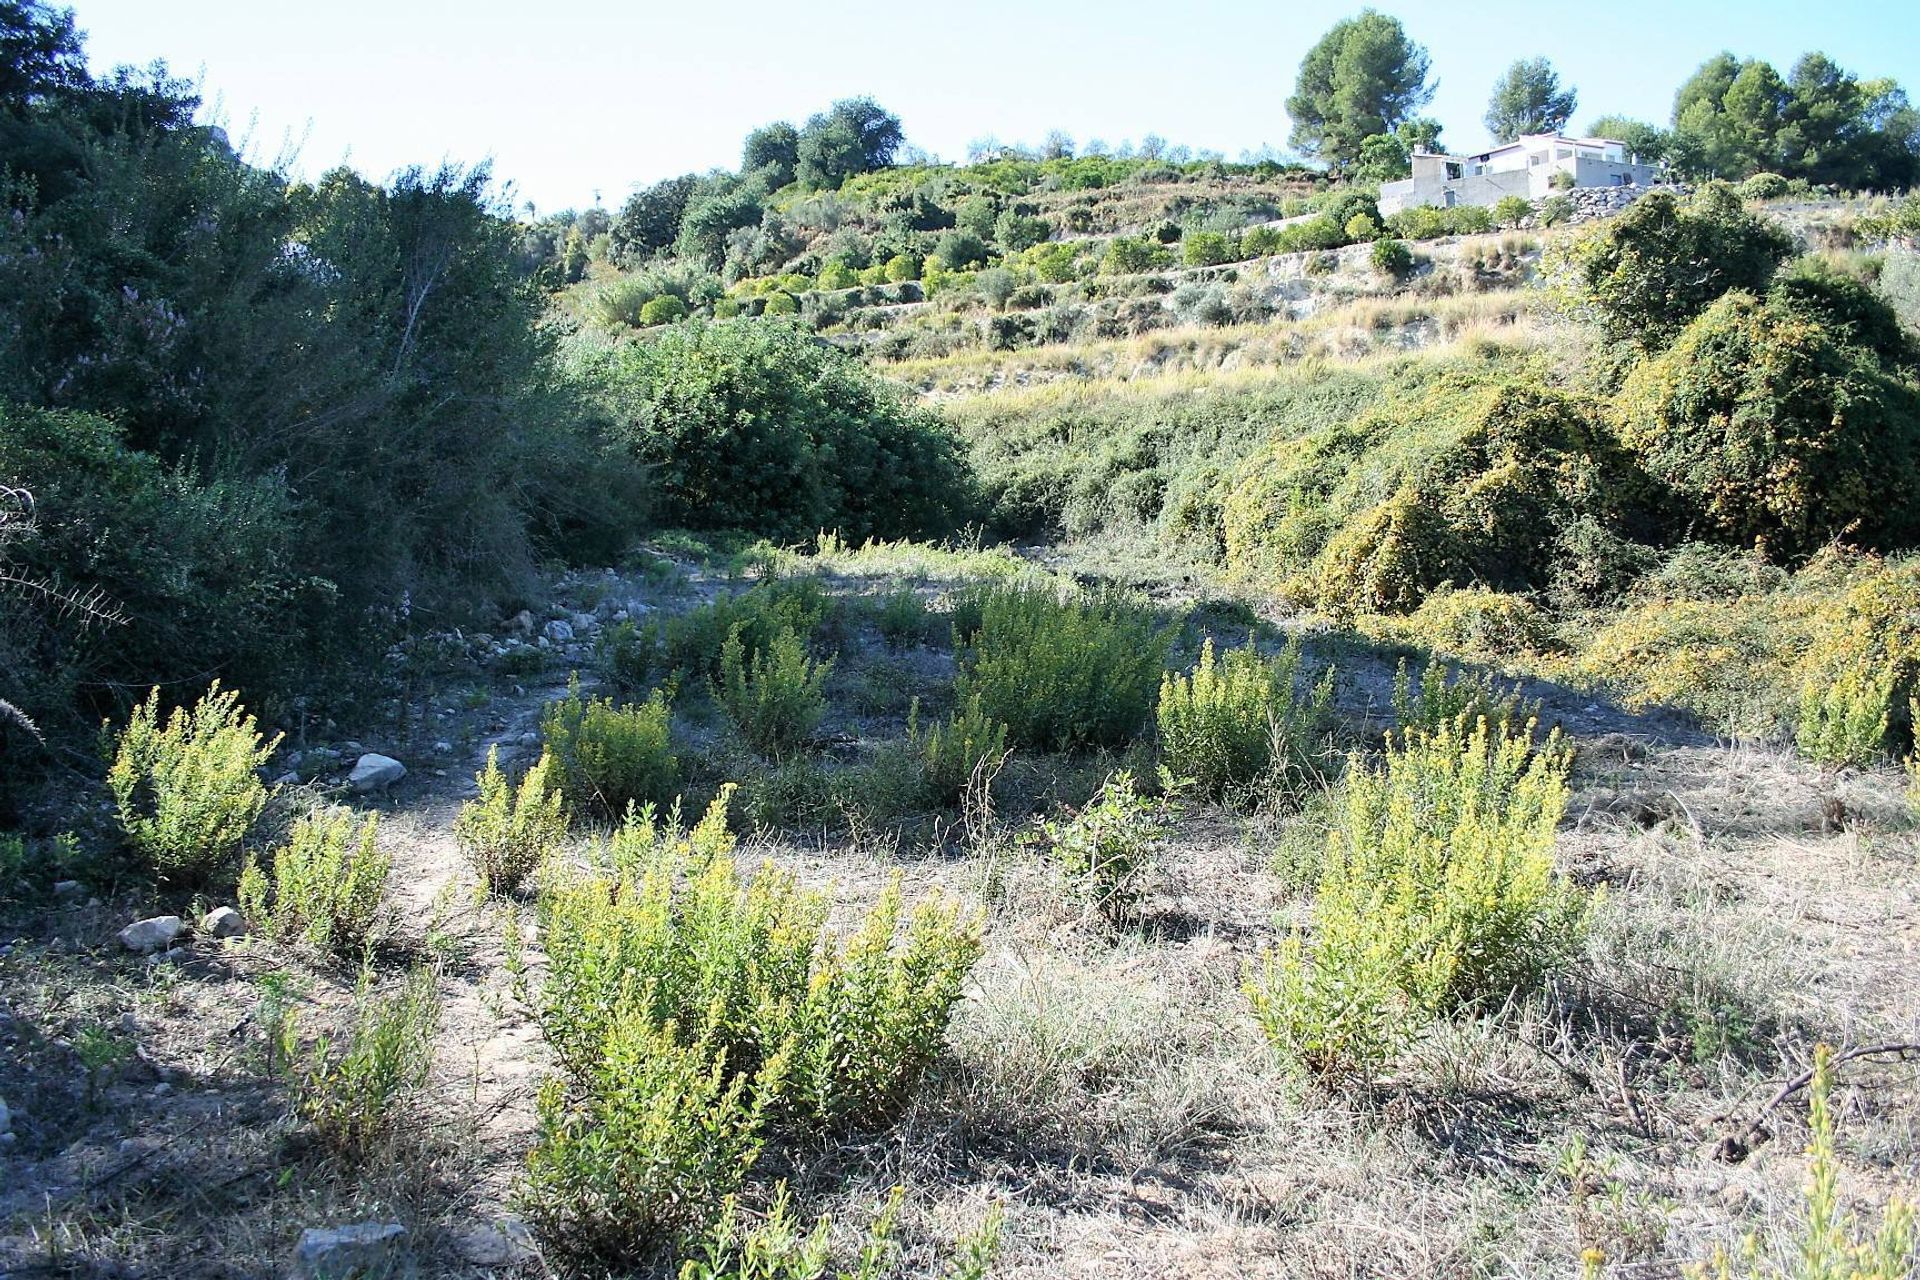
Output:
[
  {"xmin": 1486, "ymin": 57, "xmax": 1577, "ymax": 143},
  {"xmin": 1286, "ymin": 10, "xmax": 1434, "ymax": 167},
  {"xmin": 796, "ymin": 97, "xmax": 904, "ymax": 190}
]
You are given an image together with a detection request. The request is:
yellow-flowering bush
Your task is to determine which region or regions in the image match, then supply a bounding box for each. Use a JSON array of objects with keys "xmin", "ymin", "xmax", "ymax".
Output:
[
  {"xmin": 239, "ymin": 808, "xmax": 390, "ymax": 959},
  {"xmin": 455, "ymin": 747, "xmax": 569, "ymax": 894},
  {"xmin": 1156, "ymin": 637, "xmax": 1333, "ymax": 803}
]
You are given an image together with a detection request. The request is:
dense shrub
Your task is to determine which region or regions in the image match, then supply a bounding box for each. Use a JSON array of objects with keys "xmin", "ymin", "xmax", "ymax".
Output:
[
  {"xmin": 535, "ymin": 793, "xmax": 981, "ymax": 1128},
  {"xmin": 638, "ymin": 293, "xmax": 688, "ymax": 325},
  {"xmin": 239, "ymin": 809, "xmax": 391, "ymax": 959},
  {"xmin": 910, "ymin": 693, "xmax": 1010, "ymax": 806},
  {"xmin": 1614, "ymin": 287, "xmax": 1920, "ymax": 558},
  {"xmin": 1183, "ymin": 231, "xmax": 1236, "ymax": 266},
  {"xmin": 1740, "ymin": 171, "xmax": 1792, "ymax": 201},
  {"xmin": 1156, "ymin": 638, "xmax": 1334, "ymax": 803},
  {"xmin": 456, "ymin": 747, "xmax": 569, "ymax": 894},
  {"xmin": 1492, "ymin": 195, "xmax": 1533, "ymax": 227},
  {"xmin": 1245, "ymin": 716, "xmax": 1584, "ymax": 1079},
  {"xmin": 1369, "ymin": 236, "xmax": 1413, "ymax": 276},
  {"xmin": 1550, "ymin": 185, "xmax": 1795, "ymax": 349},
  {"xmin": 955, "ymin": 581, "xmax": 1171, "ymax": 751},
  {"xmin": 1102, "ymin": 235, "xmax": 1175, "ymax": 274},
  {"xmin": 107, "ymin": 683, "xmax": 279, "ymax": 884},
  {"xmin": 604, "ymin": 577, "xmax": 833, "ymax": 690},
  {"xmin": 716, "ymin": 625, "xmax": 832, "ymax": 759},
  {"xmin": 540, "ymin": 678, "xmax": 679, "ymax": 819},
  {"xmin": 285, "ymin": 967, "xmax": 439, "ymax": 1162},
  {"xmin": 580, "ymin": 320, "xmax": 971, "ymax": 542}
]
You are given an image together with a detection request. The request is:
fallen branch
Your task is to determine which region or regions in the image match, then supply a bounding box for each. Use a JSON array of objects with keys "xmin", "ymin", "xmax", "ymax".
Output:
[{"xmin": 1714, "ymin": 1041, "xmax": 1920, "ymax": 1163}]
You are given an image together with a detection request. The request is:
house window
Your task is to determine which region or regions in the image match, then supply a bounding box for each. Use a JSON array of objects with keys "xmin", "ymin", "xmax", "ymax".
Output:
[{"xmin": 1445, "ymin": 162, "xmax": 1461, "ymax": 180}]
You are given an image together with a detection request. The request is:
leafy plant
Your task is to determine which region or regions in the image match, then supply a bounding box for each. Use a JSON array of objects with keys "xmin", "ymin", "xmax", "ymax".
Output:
[
  {"xmin": 239, "ymin": 807, "xmax": 391, "ymax": 960},
  {"xmin": 955, "ymin": 581, "xmax": 1170, "ymax": 752},
  {"xmin": 455, "ymin": 747, "xmax": 569, "ymax": 894},
  {"xmin": 910, "ymin": 694, "xmax": 1010, "ymax": 807},
  {"xmin": 717, "ymin": 624, "xmax": 832, "ymax": 759},
  {"xmin": 1040, "ymin": 771, "xmax": 1178, "ymax": 922},
  {"xmin": 286, "ymin": 966, "xmax": 440, "ymax": 1161},
  {"xmin": 1157, "ymin": 637, "xmax": 1333, "ymax": 804},
  {"xmin": 1246, "ymin": 716, "xmax": 1585, "ymax": 1079},
  {"xmin": 678, "ymin": 1184, "xmax": 905, "ymax": 1280},
  {"xmin": 1796, "ymin": 665, "xmax": 1893, "ymax": 767},
  {"xmin": 1392, "ymin": 659, "xmax": 1540, "ymax": 743},
  {"xmin": 541, "ymin": 676, "xmax": 679, "ymax": 818},
  {"xmin": 523, "ymin": 1017, "xmax": 784, "ymax": 1266},
  {"xmin": 106, "ymin": 683, "xmax": 280, "ymax": 883}
]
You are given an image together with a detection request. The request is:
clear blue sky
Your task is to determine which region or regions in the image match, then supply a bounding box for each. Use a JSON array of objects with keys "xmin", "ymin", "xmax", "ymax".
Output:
[{"xmin": 64, "ymin": 0, "xmax": 1920, "ymax": 215}]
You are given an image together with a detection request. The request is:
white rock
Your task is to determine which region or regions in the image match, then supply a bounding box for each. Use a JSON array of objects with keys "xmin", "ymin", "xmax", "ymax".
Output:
[
  {"xmin": 508, "ymin": 609, "xmax": 535, "ymax": 634},
  {"xmin": 118, "ymin": 916, "xmax": 184, "ymax": 954},
  {"xmin": 348, "ymin": 754, "xmax": 406, "ymax": 793},
  {"xmin": 202, "ymin": 906, "xmax": 247, "ymax": 938},
  {"xmin": 293, "ymin": 1223, "xmax": 409, "ymax": 1280},
  {"xmin": 542, "ymin": 619, "xmax": 573, "ymax": 643},
  {"xmin": 570, "ymin": 612, "xmax": 595, "ymax": 632}
]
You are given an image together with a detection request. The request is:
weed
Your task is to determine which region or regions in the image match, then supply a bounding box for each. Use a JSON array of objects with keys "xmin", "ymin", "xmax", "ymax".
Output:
[
  {"xmin": 1392, "ymin": 658, "xmax": 1540, "ymax": 741},
  {"xmin": 106, "ymin": 683, "xmax": 279, "ymax": 884},
  {"xmin": 873, "ymin": 585, "xmax": 933, "ymax": 649},
  {"xmin": 912, "ymin": 694, "xmax": 1011, "ymax": 807},
  {"xmin": 455, "ymin": 747, "xmax": 569, "ymax": 894},
  {"xmin": 238, "ymin": 807, "xmax": 391, "ymax": 960},
  {"xmin": 717, "ymin": 624, "xmax": 832, "ymax": 760},
  {"xmin": 1796, "ymin": 664, "xmax": 1892, "ymax": 767},
  {"xmin": 287, "ymin": 966, "xmax": 440, "ymax": 1161},
  {"xmin": 678, "ymin": 1184, "xmax": 905, "ymax": 1280},
  {"xmin": 1247, "ymin": 716, "xmax": 1585, "ymax": 1079},
  {"xmin": 1157, "ymin": 637, "xmax": 1333, "ymax": 804},
  {"xmin": 1040, "ymin": 771, "xmax": 1178, "ymax": 923},
  {"xmin": 541, "ymin": 675, "xmax": 680, "ymax": 818}
]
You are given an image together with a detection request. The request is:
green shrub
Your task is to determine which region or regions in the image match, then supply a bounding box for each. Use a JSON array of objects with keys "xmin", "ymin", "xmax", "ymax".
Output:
[
  {"xmin": 603, "ymin": 577, "xmax": 833, "ymax": 690},
  {"xmin": 540, "ymin": 677, "xmax": 679, "ymax": 819},
  {"xmin": 1740, "ymin": 171, "xmax": 1792, "ymax": 201},
  {"xmin": 1157, "ymin": 638, "xmax": 1334, "ymax": 803},
  {"xmin": 638, "ymin": 293, "xmax": 688, "ymax": 325},
  {"xmin": 872, "ymin": 585, "xmax": 931, "ymax": 649},
  {"xmin": 524, "ymin": 1018, "xmax": 784, "ymax": 1267},
  {"xmin": 455, "ymin": 747, "xmax": 570, "ymax": 894},
  {"xmin": 239, "ymin": 808, "xmax": 391, "ymax": 959},
  {"xmin": 1615, "ymin": 287, "xmax": 1920, "ymax": 559},
  {"xmin": 955, "ymin": 581, "xmax": 1170, "ymax": 752},
  {"xmin": 1245, "ymin": 716, "xmax": 1584, "ymax": 1079},
  {"xmin": 285, "ymin": 966, "xmax": 439, "ymax": 1162},
  {"xmin": 1392, "ymin": 658, "xmax": 1541, "ymax": 742},
  {"xmin": 1040, "ymin": 771, "xmax": 1177, "ymax": 923},
  {"xmin": 1102, "ymin": 235, "xmax": 1174, "ymax": 274},
  {"xmin": 1492, "ymin": 195, "xmax": 1533, "ymax": 227},
  {"xmin": 535, "ymin": 793, "xmax": 981, "ymax": 1130},
  {"xmin": 1395, "ymin": 586, "xmax": 1556, "ymax": 658},
  {"xmin": 884, "ymin": 252, "xmax": 921, "ymax": 282},
  {"xmin": 679, "ymin": 1184, "xmax": 911, "ymax": 1280},
  {"xmin": 1369, "ymin": 236, "xmax": 1413, "ymax": 276},
  {"xmin": 106, "ymin": 683, "xmax": 280, "ymax": 884},
  {"xmin": 717, "ymin": 625, "xmax": 832, "ymax": 759},
  {"xmin": 1796, "ymin": 664, "xmax": 1894, "ymax": 767},
  {"xmin": 910, "ymin": 693, "xmax": 1010, "ymax": 806},
  {"xmin": 1183, "ymin": 231, "xmax": 1235, "ymax": 266},
  {"xmin": 1537, "ymin": 194, "xmax": 1575, "ymax": 227}
]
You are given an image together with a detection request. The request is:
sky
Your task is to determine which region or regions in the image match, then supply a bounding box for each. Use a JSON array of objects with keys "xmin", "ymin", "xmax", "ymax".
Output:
[{"xmin": 64, "ymin": 0, "xmax": 1920, "ymax": 215}]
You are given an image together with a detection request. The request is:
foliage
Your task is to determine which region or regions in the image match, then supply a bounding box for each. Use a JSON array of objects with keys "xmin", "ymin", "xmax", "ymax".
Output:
[
  {"xmin": 604, "ymin": 577, "xmax": 833, "ymax": 690},
  {"xmin": 955, "ymin": 580, "xmax": 1171, "ymax": 752},
  {"xmin": 1485, "ymin": 57, "xmax": 1577, "ymax": 143},
  {"xmin": 524, "ymin": 1017, "xmax": 784, "ymax": 1266},
  {"xmin": 612, "ymin": 173, "xmax": 699, "ymax": 262},
  {"xmin": 1551, "ymin": 185, "xmax": 1796, "ymax": 349},
  {"xmin": 1287, "ymin": 11, "xmax": 1435, "ymax": 166},
  {"xmin": 1246, "ymin": 716, "xmax": 1584, "ymax": 1079},
  {"xmin": 1183, "ymin": 230, "xmax": 1235, "ymax": 267},
  {"xmin": 1493, "ymin": 194, "xmax": 1533, "ymax": 227},
  {"xmin": 286, "ymin": 966, "xmax": 439, "ymax": 1162},
  {"xmin": 239, "ymin": 808, "xmax": 391, "ymax": 960},
  {"xmin": 716, "ymin": 624, "xmax": 832, "ymax": 759},
  {"xmin": 678, "ymin": 1184, "xmax": 915, "ymax": 1280},
  {"xmin": 1156, "ymin": 638, "xmax": 1334, "ymax": 803},
  {"xmin": 640, "ymin": 294, "xmax": 689, "ymax": 325},
  {"xmin": 1392, "ymin": 658, "xmax": 1542, "ymax": 742},
  {"xmin": 455, "ymin": 747, "xmax": 569, "ymax": 894},
  {"xmin": 741, "ymin": 121, "xmax": 800, "ymax": 189},
  {"xmin": 581, "ymin": 320, "xmax": 971, "ymax": 542},
  {"xmin": 1369, "ymin": 236, "xmax": 1413, "ymax": 276},
  {"xmin": 1795, "ymin": 664, "xmax": 1893, "ymax": 767},
  {"xmin": 1040, "ymin": 771, "xmax": 1177, "ymax": 922},
  {"xmin": 1102, "ymin": 235, "xmax": 1175, "ymax": 274},
  {"xmin": 106, "ymin": 683, "xmax": 279, "ymax": 884},
  {"xmin": 910, "ymin": 693, "xmax": 1010, "ymax": 806},
  {"xmin": 1614, "ymin": 285, "xmax": 1920, "ymax": 558},
  {"xmin": 541, "ymin": 677, "xmax": 679, "ymax": 819},
  {"xmin": 796, "ymin": 97, "xmax": 903, "ymax": 190},
  {"xmin": 535, "ymin": 792, "xmax": 981, "ymax": 1129}
]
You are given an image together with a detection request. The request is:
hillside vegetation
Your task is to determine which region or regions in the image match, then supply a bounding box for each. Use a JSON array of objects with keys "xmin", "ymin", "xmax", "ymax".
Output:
[{"xmin": 3, "ymin": 3, "xmax": 1920, "ymax": 1279}]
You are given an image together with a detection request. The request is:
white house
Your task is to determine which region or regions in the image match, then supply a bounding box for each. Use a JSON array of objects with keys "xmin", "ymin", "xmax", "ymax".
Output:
[{"xmin": 1378, "ymin": 134, "xmax": 1663, "ymax": 214}]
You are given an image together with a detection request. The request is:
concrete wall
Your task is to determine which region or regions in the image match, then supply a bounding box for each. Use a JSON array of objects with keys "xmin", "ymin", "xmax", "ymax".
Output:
[{"xmin": 1380, "ymin": 169, "xmax": 1530, "ymax": 214}]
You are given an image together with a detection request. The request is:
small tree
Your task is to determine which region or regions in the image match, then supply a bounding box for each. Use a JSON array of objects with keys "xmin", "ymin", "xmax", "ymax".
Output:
[
  {"xmin": 1492, "ymin": 195, "xmax": 1532, "ymax": 227},
  {"xmin": 1484, "ymin": 57, "xmax": 1577, "ymax": 143},
  {"xmin": 1287, "ymin": 12, "xmax": 1435, "ymax": 166}
]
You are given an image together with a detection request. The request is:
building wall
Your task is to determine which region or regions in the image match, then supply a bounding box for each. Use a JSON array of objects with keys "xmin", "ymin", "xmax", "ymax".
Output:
[{"xmin": 1383, "ymin": 157, "xmax": 1661, "ymax": 213}]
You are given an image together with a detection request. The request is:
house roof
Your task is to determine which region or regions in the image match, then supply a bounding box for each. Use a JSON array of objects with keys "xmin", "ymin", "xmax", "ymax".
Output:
[{"xmin": 1418, "ymin": 134, "xmax": 1631, "ymax": 164}]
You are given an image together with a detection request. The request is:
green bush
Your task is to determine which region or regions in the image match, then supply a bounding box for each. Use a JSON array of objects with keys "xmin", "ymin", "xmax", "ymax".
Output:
[
  {"xmin": 678, "ymin": 1184, "xmax": 912, "ymax": 1280},
  {"xmin": 285, "ymin": 966, "xmax": 440, "ymax": 1162},
  {"xmin": 1796, "ymin": 665, "xmax": 1893, "ymax": 767},
  {"xmin": 1492, "ymin": 195, "xmax": 1533, "ymax": 227},
  {"xmin": 1183, "ymin": 231, "xmax": 1236, "ymax": 266},
  {"xmin": 1369, "ymin": 236, "xmax": 1413, "ymax": 276},
  {"xmin": 1102, "ymin": 235, "xmax": 1175, "ymax": 274},
  {"xmin": 1157, "ymin": 638, "xmax": 1334, "ymax": 804},
  {"xmin": 1392, "ymin": 659, "xmax": 1541, "ymax": 742},
  {"xmin": 716, "ymin": 625, "xmax": 832, "ymax": 759},
  {"xmin": 1041, "ymin": 771, "xmax": 1177, "ymax": 922},
  {"xmin": 1537, "ymin": 194, "xmax": 1575, "ymax": 227},
  {"xmin": 455, "ymin": 747, "xmax": 570, "ymax": 894},
  {"xmin": 580, "ymin": 320, "xmax": 969, "ymax": 542},
  {"xmin": 540, "ymin": 677, "xmax": 679, "ymax": 819},
  {"xmin": 872, "ymin": 585, "xmax": 932, "ymax": 649},
  {"xmin": 1550, "ymin": 185, "xmax": 1794, "ymax": 349},
  {"xmin": 955, "ymin": 581, "xmax": 1170, "ymax": 752},
  {"xmin": 107, "ymin": 683, "xmax": 280, "ymax": 884},
  {"xmin": 1615, "ymin": 287, "xmax": 1920, "ymax": 558},
  {"xmin": 239, "ymin": 808, "xmax": 391, "ymax": 960},
  {"xmin": 884, "ymin": 253, "xmax": 921, "ymax": 283},
  {"xmin": 910, "ymin": 693, "xmax": 1010, "ymax": 806},
  {"xmin": 1245, "ymin": 716, "xmax": 1584, "ymax": 1079},
  {"xmin": 535, "ymin": 793, "xmax": 981, "ymax": 1130},
  {"xmin": 603, "ymin": 577, "xmax": 834, "ymax": 690},
  {"xmin": 762, "ymin": 290, "xmax": 798, "ymax": 316},
  {"xmin": 1740, "ymin": 171, "xmax": 1792, "ymax": 201},
  {"xmin": 524, "ymin": 1017, "xmax": 783, "ymax": 1267},
  {"xmin": 638, "ymin": 293, "xmax": 688, "ymax": 325}
]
